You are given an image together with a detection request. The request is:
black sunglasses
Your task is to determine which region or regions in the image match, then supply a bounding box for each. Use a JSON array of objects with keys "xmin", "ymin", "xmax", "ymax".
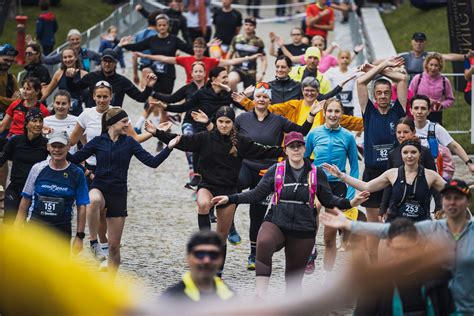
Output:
[{"xmin": 192, "ymin": 250, "xmax": 221, "ymax": 260}]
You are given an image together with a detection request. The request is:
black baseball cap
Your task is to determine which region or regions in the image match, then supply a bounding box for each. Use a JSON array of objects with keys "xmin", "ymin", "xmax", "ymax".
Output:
[
  {"xmin": 244, "ymin": 17, "xmax": 257, "ymax": 26},
  {"xmin": 101, "ymin": 48, "xmax": 117, "ymax": 62},
  {"xmin": 440, "ymin": 179, "xmax": 471, "ymax": 198},
  {"xmin": 412, "ymin": 32, "xmax": 427, "ymax": 41},
  {"xmin": 0, "ymin": 44, "xmax": 18, "ymax": 57}
]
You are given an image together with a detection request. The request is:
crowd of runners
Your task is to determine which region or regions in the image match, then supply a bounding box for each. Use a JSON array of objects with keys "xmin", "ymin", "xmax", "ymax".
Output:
[{"xmin": 1, "ymin": 0, "xmax": 474, "ymax": 314}]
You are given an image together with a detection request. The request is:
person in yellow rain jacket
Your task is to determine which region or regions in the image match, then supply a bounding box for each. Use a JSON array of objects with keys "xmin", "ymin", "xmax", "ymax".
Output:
[
  {"xmin": 288, "ymin": 47, "xmax": 332, "ymax": 95},
  {"xmin": 232, "ymin": 76, "xmax": 363, "ymax": 132}
]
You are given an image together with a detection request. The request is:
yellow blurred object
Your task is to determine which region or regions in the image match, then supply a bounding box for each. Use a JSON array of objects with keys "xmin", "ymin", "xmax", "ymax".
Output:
[
  {"xmin": 343, "ymin": 207, "xmax": 359, "ymax": 221},
  {"xmin": 0, "ymin": 224, "xmax": 135, "ymax": 316}
]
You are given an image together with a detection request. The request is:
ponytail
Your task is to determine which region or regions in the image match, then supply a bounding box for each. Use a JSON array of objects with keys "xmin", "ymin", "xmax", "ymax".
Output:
[{"xmin": 229, "ymin": 127, "xmax": 238, "ymax": 157}]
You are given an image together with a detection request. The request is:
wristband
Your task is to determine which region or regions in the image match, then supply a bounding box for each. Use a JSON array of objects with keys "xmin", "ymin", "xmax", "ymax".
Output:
[
  {"xmin": 309, "ymin": 112, "xmax": 316, "ymax": 117},
  {"xmin": 466, "ymin": 159, "xmax": 473, "ymax": 165},
  {"xmin": 76, "ymin": 232, "xmax": 85, "ymax": 239},
  {"xmin": 205, "ymin": 120, "xmax": 212, "ymax": 126},
  {"xmin": 353, "ymin": 49, "xmax": 359, "ymax": 55}
]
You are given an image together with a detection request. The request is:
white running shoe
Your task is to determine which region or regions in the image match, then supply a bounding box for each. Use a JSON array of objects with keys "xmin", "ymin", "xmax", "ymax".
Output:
[
  {"xmin": 90, "ymin": 243, "xmax": 106, "ymax": 261},
  {"xmin": 100, "ymin": 243, "xmax": 109, "ymax": 257}
]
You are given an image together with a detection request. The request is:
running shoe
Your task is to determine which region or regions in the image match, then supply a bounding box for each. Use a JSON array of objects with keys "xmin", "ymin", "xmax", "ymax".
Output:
[
  {"xmin": 90, "ymin": 243, "xmax": 106, "ymax": 262},
  {"xmin": 134, "ymin": 127, "xmax": 142, "ymax": 135},
  {"xmin": 100, "ymin": 243, "xmax": 109, "ymax": 257},
  {"xmin": 247, "ymin": 254, "xmax": 256, "ymax": 270},
  {"xmin": 184, "ymin": 174, "xmax": 202, "ymax": 190},
  {"xmin": 227, "ymin": 227, "xmax": 241, "ymax": 245},
  {"xmin": 305, "ymin": 254, "xmax": 316, "ymax": 274},
  {"xmin": 98, "ymin": 259, "xmax": 108, "ymax": 272}
]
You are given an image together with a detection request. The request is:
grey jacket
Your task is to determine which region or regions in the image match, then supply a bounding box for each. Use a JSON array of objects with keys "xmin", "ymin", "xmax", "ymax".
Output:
[{"xmin": 352, "ymin": 219, "xmax": 474, "ymax": 314}]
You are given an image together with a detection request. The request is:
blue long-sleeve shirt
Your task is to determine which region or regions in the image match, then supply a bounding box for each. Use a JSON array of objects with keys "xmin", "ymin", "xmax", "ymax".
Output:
[
  {"xmin": 69, "ymin": 133, "xmax": 171, "ymax": 193},
  {"xmin": 304, "ymin": 125, "xmax": 359, "ymax": 199},
  {"xmin": 352, "ymin": 219, "xmax": 474, "ymax": 314}
]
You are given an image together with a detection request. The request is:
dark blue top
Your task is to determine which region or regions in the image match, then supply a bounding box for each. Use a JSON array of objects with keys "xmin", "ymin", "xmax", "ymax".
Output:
[
  {"xmin": 69, "ymin": 133, "xmax": 172, "ymax": 193},
  {"xmin": 363, "ymin": 99, "xmax": 405, "ymax": 169}
]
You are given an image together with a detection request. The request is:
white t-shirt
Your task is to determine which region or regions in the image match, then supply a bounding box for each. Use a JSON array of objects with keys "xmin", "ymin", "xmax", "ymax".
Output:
[
  {"xmin": 324, "ymin": 67, "xmax": 360, "ymax": 116},
  {"xmin": 416, "ymin": 120, "xmax": 454, "ymax": 148},
  {"xmin": 44, "ymin": 114, "xmax": 79, "ymax": 153},
  {"xmin": 77, "ymin": 107, "xmax": 104, "ymax": 166}
]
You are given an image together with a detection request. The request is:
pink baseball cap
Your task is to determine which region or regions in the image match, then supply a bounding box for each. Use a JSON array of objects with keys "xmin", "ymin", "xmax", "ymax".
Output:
[{"xmin": 284, "ymin": 131, "xmax": 305, "ymax": 147}]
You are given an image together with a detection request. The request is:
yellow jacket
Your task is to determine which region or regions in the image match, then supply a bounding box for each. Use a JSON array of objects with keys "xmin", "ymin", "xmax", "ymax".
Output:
[
  {"xmin": 288, "ymin": 66, "xmax": 332, "ymax": 95},
  {"xmin": 240, "ymin": 97, "xmax": 364, "ymax": 131}
]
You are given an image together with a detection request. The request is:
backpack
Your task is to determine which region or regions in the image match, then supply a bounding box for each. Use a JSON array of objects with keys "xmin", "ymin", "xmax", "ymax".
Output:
[
  {"xmin": 80, "ymin": 48, "xmax": 91, "ymax": 72},
  {"xmin": 272, "ymin": 161, "xmax": 318, "ymax": 208},
  {"xmin": 415, "ymin": 73, "xmax": 446, "ymax": 98},
  {"xmin": 427, "ymin": 122, "xmax": 439, "ymax": 158}
]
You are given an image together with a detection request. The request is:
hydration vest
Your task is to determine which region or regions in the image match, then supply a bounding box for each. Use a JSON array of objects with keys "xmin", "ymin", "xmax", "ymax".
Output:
[{"xmin": 272, "ymin": 161, "xmax": 318, "ymax": 208}]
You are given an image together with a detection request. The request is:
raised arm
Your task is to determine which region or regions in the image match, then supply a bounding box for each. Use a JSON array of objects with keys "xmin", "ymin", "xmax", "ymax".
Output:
[
  {"xmin": 131, "ymin": 139, "xmax": 173, "ymax": 168},
  {"xmin": 219, "ymin": 53, "xmax": 261, "ymax": 67},
  {"xmin": 69, "ymin": 123, "xmax": 85, "ymax": 146},
  {"xmin": 136, "ymin": 52, "xmax": 177, "ymax": 64},
  {"xmin": 322, "ymin": 163, "xmax": 392, "ymax": 192},
  {"xmin": 239, "ymin": 136, "xmax": 284, "ymax": 160},
  {"xmin": 446, "ymin": 140, "xmax": 474, "ymax": 174},
  {"xmin": 41, "ymin": 70, "xmax": 61, "ymax": 101},
  {"xmin": 124, "ymin": 73, "xmax": 156, "ymax": 102}
]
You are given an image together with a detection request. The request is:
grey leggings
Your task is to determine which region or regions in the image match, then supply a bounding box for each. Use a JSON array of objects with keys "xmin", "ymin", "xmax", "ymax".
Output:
[{"xmin": 256, "ymin": 221, "xmax": 315, "ymax": 289}]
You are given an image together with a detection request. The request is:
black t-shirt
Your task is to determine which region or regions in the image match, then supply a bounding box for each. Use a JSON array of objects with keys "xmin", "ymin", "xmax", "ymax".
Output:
[
  {"xmin": 277, "ymin": 43, "xmax": 309, "ymax": 58},
  {"xmin": 212, "ymin": 8, "xmax": 243, "ymax": 46}
]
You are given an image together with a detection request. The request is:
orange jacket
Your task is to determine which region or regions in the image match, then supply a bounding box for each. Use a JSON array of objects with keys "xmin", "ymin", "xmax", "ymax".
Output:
[{"xmin": 240, "ymin": 97, "xmax": 364, "ymax": 132}]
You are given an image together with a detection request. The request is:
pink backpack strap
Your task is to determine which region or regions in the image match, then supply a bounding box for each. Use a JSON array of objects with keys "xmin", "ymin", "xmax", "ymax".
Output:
[
  {"xmin": 308, "ymin": 165, "xmax": 318, "ymax": 208},
  {"xmin": 272, "ymin": 161, "xmax": 286, "ymax": 205}
]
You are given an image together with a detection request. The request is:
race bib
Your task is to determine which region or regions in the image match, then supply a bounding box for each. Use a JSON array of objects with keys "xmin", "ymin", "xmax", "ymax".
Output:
[
  {"xmin": 400, "ymin": 199, "xmax": 422, "ymax": 219},
  {"xmin": 38, "ymin": 195, "xmax": 65, "ymax": 217},
  {"xmin": 338, "ymin": 91, "xmax": 353, "ymax": 104},
  {"xmin": 372, "ymin": 144, "xmax": 392, "ymax": 163}
]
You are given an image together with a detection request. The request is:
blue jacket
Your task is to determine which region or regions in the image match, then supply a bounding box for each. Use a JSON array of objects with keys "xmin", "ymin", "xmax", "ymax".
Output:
[
  {"xmin": 99, "ymin": 37, "xmax": 126, "ymax": 69},
  {"xmin": 70, "ymin": 133, "xmax": 172, "ymax": 193},
  {"xmin": 304, "ymin": 124, "xmax": 359, "ymax": 199},
  {"xmin": 35, "ymin": 11, "xmax": 58, "ymax": 46}
]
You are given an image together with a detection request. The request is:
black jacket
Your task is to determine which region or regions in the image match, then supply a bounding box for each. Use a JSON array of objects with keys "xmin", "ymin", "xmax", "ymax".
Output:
[
  {"xmin": 24, "ymin": 62, "xmax": 51, "ymax": 85},
  {"xmin": 155, "ymin": 129, "xmax": 284, "ymax": 187},
  {"xmin": 269, "ymin": 77, "xmax": 302, "ymax": 104},
  {"xmin": 0, "ymin": 134, "xmax": 49, "ymax": 191},
  {"xmin": 229, "ymin": 159, "xmax": 352, "ymax": 235},
  {"xmin": 66, "ymin": 70, "xmax": 153, "ymax": 108}
]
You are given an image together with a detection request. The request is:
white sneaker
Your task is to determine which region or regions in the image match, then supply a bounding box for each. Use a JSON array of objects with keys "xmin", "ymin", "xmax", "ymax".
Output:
[
  {"xmin": 98, "ymin": 259, "xmax": 108, "ymax": 272},
  {"xmin": 100, "ymin": 243, "xmax": 109, "ymax": 257},
  {"xmin": 90, "ymin": 243, "xmax": 106, "ymax": 261}
]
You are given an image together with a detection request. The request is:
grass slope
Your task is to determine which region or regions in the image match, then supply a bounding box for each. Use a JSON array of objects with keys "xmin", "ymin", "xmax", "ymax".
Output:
[
  {"xmin": 381, "ymin": 4, "xmax": 474, "ymax": 153},
  {"xmin": 0, "ymin": 0, "xmax": 117, "ymax": 74}
]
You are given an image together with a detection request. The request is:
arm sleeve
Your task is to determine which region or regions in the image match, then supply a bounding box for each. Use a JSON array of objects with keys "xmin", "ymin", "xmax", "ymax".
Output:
[
  {"xmin": 239, "ymin": 136, "xmax": 285, "ymax": 160},
  {"xmin": 21, "ymin": 163, "xmax": 43, "ymax": 198},
  {"xmin": 75, "ymin": 170, "xmax": 90, "ymax": 206},
  {"xmin": 125, "ymin": 81, "xmax": 152, "ymax": 102},
  {"xmin": 346, "ymin": 134, "xmax": 359, "ymax": 199},
  {"xmin": 166, "ymin": 93, "xmax": 199, "ymax": 113},
  {"xmin": 152, "ymin": 84, "xmax": 190, "ymax": 103},
  {"xmin": 316, "ymin": 168, "xmax": 352, "ymax": 209},
  {"xmin": 132, "ymin": 139, "xmax": 172, "ymax": 168},
  {"xmin": 230, "ymin": 165, "xmax": 276, "ymax": 204},
  {"xmin": 317, "ymin": 85, "xmax": 343, "ymax": 100},
  {"xmin": 68, "ymin": 138, "xmax": 97, "ymax": 164},
  {"xmin": 340, "ymin": 114, "xmax": 364, "ymax": 132},
  {"xmin": 281, "ymin": 115, "xmax": 312, "ymax": 135},
  {"xmin": 351, "ymin": 221, "xmax": 390, "ymax": 237},
  {"xmin": 66, "ymin": 73, "xmax": 90, "ymax": 92},
  {"xmin": 122, "ymin": 36, "xmax": 152, "ymax": 52},
  {"xmin": 155, "ymin": 129, "xmax": 204, "ymax": 153}
]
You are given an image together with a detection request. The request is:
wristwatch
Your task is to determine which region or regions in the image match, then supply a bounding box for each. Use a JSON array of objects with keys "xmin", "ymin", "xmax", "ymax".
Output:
[{"xmin": 76, "ymin": 232, "xmax": 85, "ymax": 239}]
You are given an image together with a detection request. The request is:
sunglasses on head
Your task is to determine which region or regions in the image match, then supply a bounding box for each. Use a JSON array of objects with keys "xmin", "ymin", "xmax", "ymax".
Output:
[
  {"xmin": 95, "ymin": 80, "xmax": 112, "ymax": 88},
  {"xmin": 192, "ymin": 250, "xmax": 221, "ymax": 260},
  {"xmin": 255, "ymin": 81, "xmax": 270, "ymax": 89}
]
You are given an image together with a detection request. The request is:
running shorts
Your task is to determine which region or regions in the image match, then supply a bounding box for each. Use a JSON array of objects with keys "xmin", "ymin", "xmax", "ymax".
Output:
[
  {"xmin": 198, "ymin": 183, "xmax": 238, "ymax": 209},
  {"xmin": 361, "ymin": 167, "xmax": 386, "ymax": 208}
]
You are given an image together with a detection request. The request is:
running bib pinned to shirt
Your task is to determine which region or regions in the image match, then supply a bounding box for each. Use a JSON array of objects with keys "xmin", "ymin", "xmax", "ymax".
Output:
[
  {"xmin": 401, "ymin": 199, "xmax": 422, "ymax": 219},
  {"xmin": 38, "ymin": 195, "xmax": 66, "ymax": 217},
  {"xmin": 373, "ymin": 144, "xmax": 392, "ymax": 163},
  {"xmin": 151, "ymin": 61, "xmax": 168, "ymax": 74}
]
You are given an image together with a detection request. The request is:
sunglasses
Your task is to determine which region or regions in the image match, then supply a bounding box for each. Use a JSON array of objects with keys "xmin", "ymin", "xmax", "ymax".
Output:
[
  {"xmin": 95, "ymin": 80, "xmax": 112, "ymax": 88},
  {"xmin": 255, "ymin": 81, "xmax": 270, "ymax": 89},
  {"xmin": 192, "ymin": 250, "xmax": 221, "ymax": 260}
]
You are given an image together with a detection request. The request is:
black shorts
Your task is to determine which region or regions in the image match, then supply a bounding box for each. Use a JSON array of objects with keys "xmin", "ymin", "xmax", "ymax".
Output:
[
  {"xmin": 198, "ymin": 183, "xmax": 238, "ymax": 209},
  {"xmin": 361, "ymin": 167, "xmax": 386, "ymax": 208},
  {"xmin": 329, "ymin": 181, "xmax": 348, "ymax": 198},
  {"xmin": 231, "ymin": 68, "xmax": 256, "ymax": 88},
  {"xmin": 101, "ymin": 191, "xmax": 128, "ymax": 218}
]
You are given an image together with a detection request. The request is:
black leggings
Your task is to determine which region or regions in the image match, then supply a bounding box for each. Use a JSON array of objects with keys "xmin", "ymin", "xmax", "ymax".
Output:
[
  {"xmin": 256, "ymin": 222, "xmax": 315, "ymax": 288},
  {"xmin": 3, "ymin": 185, "xmax": 22, "ymax": 224},
  {"xmin": 239, "ymin": 164, "xmax": 268, "ymax": 244}
]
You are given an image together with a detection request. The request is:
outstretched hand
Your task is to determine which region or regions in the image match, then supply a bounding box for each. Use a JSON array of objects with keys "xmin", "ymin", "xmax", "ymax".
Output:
[
  {"xmin": 319, "ymin": 209, "xmax": 352, "ymax": 230},
  {"xmin": 310, "ymin": 100, "xmax": 325, "ymax": 115},
  {"xmin": 119, "ymin": 36, "xmax": 134, "ymax": 47},
  {"xmin": 231, "ymin": 92, "xmax": 246, "ymax": 104},
  {"xmin": 144, "ymin": 120, "xmax": 157, "ymax": 135},
  {"xmin": 148, "ymin": 100, "xmax": 167, "ymax": 110},
  {"xmin": 168, "ymin": 135, "xmax": 181, "ymax": 149},
  {"xmin": 322, "ymin": 163, "xmax": 344, "ymax": 179},
  {"xmin": 384, "ymin": 56, "xmax": 405, "ymax": 68},
  {"xmin": 211, "ymin": 195, "xmax": 229, "ymax": 206},
  {"xmin": 145, "ymin": 72, "xmax": 157, "ymax": 87},
  {"xmin": 191, "ymin": 109, "xmax": 209, "ymax": 124},
  {"xmin": 211, "ymin": 81, "xmax": 231, "ymax": 92},
  {"xmin": 351, "ymin": 191, "xmax": 370, "ymax": 207}
]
